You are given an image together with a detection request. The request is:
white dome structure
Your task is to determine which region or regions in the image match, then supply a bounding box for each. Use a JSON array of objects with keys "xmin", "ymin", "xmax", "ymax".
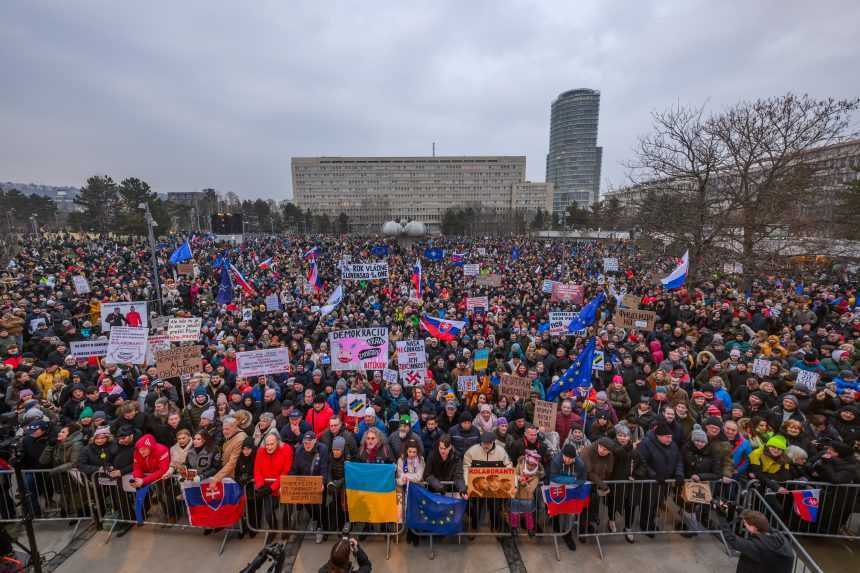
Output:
[
  {"xmin": 381, "ymin": 221, "xmax": 403, "ymax": 236},
  {"xmin": 403, "ymin": 221, "xmax": 426, "ymax": 237}
]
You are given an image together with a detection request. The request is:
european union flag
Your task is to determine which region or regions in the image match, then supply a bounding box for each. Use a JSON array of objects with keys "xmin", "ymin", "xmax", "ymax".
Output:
[
  {"xmin": 423, "ymin": 247, "xmax": 444, "ymax": 261},
  {"xmin": 405, "ymin": 483, "xmax": 466, "ymax": 535},
  {"xmin": 546, "ymin": 337, "xmax": 597, "ymax": 401},
  {"xmin": 216, "ymin": 259, "xmax": 234, "ymax": 305},
  {"xmin": 371, "ymin": 245, "xmax": 389, "ymax": 257},
  {"xmin": 566, "ymin": 292, "xmax": 605, "ymax": 333},
  {"xmin": 169, "ymin": 240, "xmax": 193, "ymax": 264},
  {"xmin": 511, "ymin": 247, "xmax": 520, "ymax": 260}
]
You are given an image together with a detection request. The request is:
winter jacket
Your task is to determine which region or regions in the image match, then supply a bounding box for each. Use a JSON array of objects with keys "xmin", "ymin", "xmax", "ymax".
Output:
[
  {"xmin": 254, "ymin": 443, "xmax": 294, "ymax": 494},
  {"xmin": 186, "ymin": 446, "xmax": 220, "ymax": 479},
  {"xmin": 290, "ymin": 442, "xmax": 331, "ymax": 482},
  {"xmin": 132, "ymin": 434, "xmax": 170, "ymax": 485},
  {"xmin": 305, "ymin": 404, "xmax": 335, "ymax": 437},
  {"xmin": 450, "ymin": 424, "xmax": 481, "ymax": 456},
  {"xmin": 39, "ymin": 431, "xmax": 84, "ymax": 472},
  {"xmin": 547, "ymin": 452, "xmax": 587, "ymax": 484},
  {"xmin": 213, "ymin": 430, "xmax": 248, "ymax": 481},
  {"xmin": 721, "ymin": 526, "xmax": 794, "ymax": 573},
  {"xmin": 78, "ymin": 441, "xmax": 117, "ymax": 475},
  {"xmin": 637, "ymin": 432, "xmax": 684, "ymax": 481},
  {"xmin": 579, "ymin": 443, "xmax": 614, "ymax": 489},
  {"xmin": 395, "ymin": 455, "xmax": 425, "ymax": 486},
  {"xmin": 682, "ymin": 442, "xmax": 721, "ymax": 481},
  {"xmin": 424, "ymin": 448, "xmax": 466, "ymax": 493}
]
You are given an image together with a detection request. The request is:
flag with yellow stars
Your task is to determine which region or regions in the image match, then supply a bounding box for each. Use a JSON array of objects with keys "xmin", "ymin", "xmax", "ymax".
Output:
[{"xmin": 405, "ymin": 483, "xmax": 466, "ymax": 535}]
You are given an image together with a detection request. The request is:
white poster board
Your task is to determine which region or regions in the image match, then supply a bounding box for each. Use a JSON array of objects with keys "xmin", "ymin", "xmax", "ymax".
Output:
[
  {"xmin": 105, "ymin": 326, "xmax": 148, "ymax": 365},
  {"xmin": 236, "ymin": 347, "xmax": 291, "ymax": 378},
  {"xmin": 168, "ymin": 317, "xmax": 202, "ymax": 342},
  {"xmin": 70, "ymin": 339, "xmax": 108, "ymax": 359},
  {"xmin": 328, "ymin": 327, "xmax": 389, "ymax": 371},
  {"xmin": 72, "ymin": 275, "xmax": 90, "ymax": 295}
]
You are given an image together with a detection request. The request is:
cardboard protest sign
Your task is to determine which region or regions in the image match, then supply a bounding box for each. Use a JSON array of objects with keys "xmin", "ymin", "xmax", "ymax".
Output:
[
  {"xmin": 752, "ymin": 359, "xmax": 772, "ymax": 377},
  {"xmin": 499, "ymin": 373, "xmax": 531, "ymax": 399},
  {"xmin": 382, "ymin": 368, "xmax": 399, "ymax": 386},
  {"xmin": 396, "ymin": 340, "xmax": 426, "ymax": 386},
  {"xmin": 279, "ymin": 475, "xmax": 323, "ymax": 505},
  {"xmin": 466, "ymin": 467, "xmax": 516, "ymax": 499},
  {"xmin": 614, "ymin": 308, "xmax": 657, "ymax": 331},
  {"xmin": 457, "ymin": 375, "xmax": 478, "ymax": 393},
  {"xmin": 168, "ymin": 317, "xmax": 202, "ymax": 342},
  {"xmin": 341, "ymin": 263, "xmax": 389, "ymax": 281},
  {"xmin": 265, "ymin": 294, "xmax": 281, "ymax": 311},
  {"xmin": 105, "ymin": 326, "xmax": 148, "ymax": 365},
  {"xmin": 622, "ymin": 294, "xmax": 641, "ymax": 309},
  {"xmin": 795, "ymin": 370, "xmax": 820, "ymax": 392},
  {"xmin": 346, "ymin": 393, "xmax": 367, "ymax": 418},
  {"xmin": 549, "ymin": 311, "xmax": 584, "ymax": 335},
  {"xmin": 177, "ymin": 262, "xmax": 195, "ymax": 275},
  {"xmin": 533, "ymin": 399, "xmax": 557, "ymax": 433},
  {"xmin": 146, "ymin": 334, "xmax": 171, "ymax": 366},
  {"xmin": 236, "ymin": 347, "xmax": 291, "ymax": 378},
  {"xmin": 550, "ymin": 283, "xmax": 583, "ymax": 304},
  {"xmin": 463, "ymin": 264, "xmax": 480, "ymax": 277},
  {"xmin": 155, "ymin": 345, "xmax": 202, "ymax": 379},
  {"xmin": 100, "ymin": 301, "xmax": 148, "ymax": 332},
  {"xmin": 592, "ymin": 351, "xmax": 605, "ymax": 372},
  {"xmin": 329, "ymin": 327, "xmax": 389, "ymax": 370},
  {"xmin": 466, "ymin": 296, "xmax": 489, "ymax": 312},
  {"xmin": 70, "ymin": 340, "xmax": 108, "ymax": 359},
  {"xmin": 475, "ymin": 274, "xmax": 502, "ymax": 287},
  {"xmin": 681, "ymin": 481, "xmax": 713, "ymax": 505},
  {"xmin": 603, "ymin": 258, "xmax": 619, "ymax": 272},
  {"xmin": 474, "ymin": 349, "xmax": 489, "ymax": 371},
  {"xmin": 72, "ymin": 275, "xmax": 90, "ymax": 295}
]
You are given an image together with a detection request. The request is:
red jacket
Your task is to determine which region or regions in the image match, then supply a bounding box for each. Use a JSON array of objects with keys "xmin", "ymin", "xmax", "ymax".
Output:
[
  {"xmin": 253, "ymin": 444, "xmax": 294, "ymax": 494},
  {"xmin": 305, "ymin": 404, "xmax": 334, "ymax": 437},
  {"xmin": 132, "ymin": 434, "xmax": 170, "ymax": 485}
]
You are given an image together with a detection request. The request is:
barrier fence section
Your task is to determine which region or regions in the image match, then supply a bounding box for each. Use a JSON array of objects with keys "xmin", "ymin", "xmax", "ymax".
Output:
[
  {"xmin": 407, "ymin": 481, "xmax": 575, "ymax": 561},
  {"xmin": 88, "ymin": 472, "xmax": 235, "ymax": 555},
  {"xmin": 780, "ymin": 481, "xmax": 860, "ymax": 541},
  {"xmin": 743, "ymin": 488, "xmax": 825, "ymax": 573},
  {"xmin": 19, "ymin": 469, "xmax": 95, "ymax": 536},
  {"xmin": 243, "ymin": 482, "xmax": 403, "ymax": 560},
  {"xmin": 577, "ymin": 478, "xmax": 741, "ymax": 560},
  {"xmin": 0, "ymin": 470, "xmax": 19, "ymax": 524}
]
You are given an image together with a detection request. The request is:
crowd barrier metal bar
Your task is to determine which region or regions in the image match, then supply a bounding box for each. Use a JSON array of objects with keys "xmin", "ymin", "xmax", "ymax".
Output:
[
  {"xmin": 0, "ymin": 470, "xmax": 19, "ymax": 524},
  {"xmin": 20, "ymin": 469, "xmax": 95, "ymax": 537},
  {"xmin": 243, "ymin": 482, "xmax": 403, "ymax": 560},
  {"xmin": 780, "ymin": 481, "xmax": 860, "ymax": 541},
  {"xmin": 89, "ymin": 472, "xmax": 234, "ymax": 555},
  {"xmin": 577, "ymin": 479, "xmax": 740, "ymax": 560},
  {"xmin": 407, "ymin": 481, "xmax": 574, "ymax": 561},
  {"xmin": 743, "ymin": 488, "xmax": 825, "ymax": 573}
]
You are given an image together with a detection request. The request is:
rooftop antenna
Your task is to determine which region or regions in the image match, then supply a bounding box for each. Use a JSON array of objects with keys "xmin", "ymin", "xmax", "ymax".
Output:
[{"xmin": 432, "ymin": 142, "xmax": 436, "ymax": 157}]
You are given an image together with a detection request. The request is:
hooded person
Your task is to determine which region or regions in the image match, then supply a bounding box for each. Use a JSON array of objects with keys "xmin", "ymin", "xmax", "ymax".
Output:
[
  {"xmin": 131, "ymin": 433, "xmax": 170, "ymax": 487},
  {"xmin": 182, "ymin": 385, "xmax": 212, "ymax": 430}
]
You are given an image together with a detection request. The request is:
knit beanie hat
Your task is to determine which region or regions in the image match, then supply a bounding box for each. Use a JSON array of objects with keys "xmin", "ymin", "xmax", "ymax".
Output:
[
  {"xmin": 561, "ymin": 443, "xmax": 578, "ymax": 458},
  {"xmin": 766, "ymin": 435, "xmax": 788, "ymax": 450},
  {"xmin": 332, "ymin": 436, "xmax": 346, "ymax": 452},
  {"xmin": 691, "ymin": 424, "xmax": 708, "ymax": 444},
  {"xmin": 79, "ymin": 406, "xmax": 94, "ymax": 420},
  {"xmin": 613, "ymin": 423, "xmax": 631, "ymax": 437}
]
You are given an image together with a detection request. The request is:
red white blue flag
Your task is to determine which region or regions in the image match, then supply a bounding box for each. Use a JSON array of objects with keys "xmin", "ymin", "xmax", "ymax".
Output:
[
  {"xmin": 182, "ymin": 478, "xmax": 245, "ymax": 528},
  {"xmin": 419, "ymin": 314, "xmax": 464, "ymax": 341},
  {"xmin": 791, "ymin": 489, "xmax": 820, "ymax": 523},
  {"xmin": 411, "ymin": 259, "xmax": 422, "ymax": 300},
  {"xmin": 258, "ymin": 257, "xmax": 273, "ymax": 270},
  {"xmin": 229, "ymin": 264, "xmax": 256, "ymax": 296},
  {"xmin": 307, "ymin": 259, "xmax": 323, "ymax": 292},
  {"xmin": 541, "ymin": 483, "xmax": 591, "ymax": 517},
  {"xmin": 303, "ymin": 246, "xmax": 321, "ymax": 261}
]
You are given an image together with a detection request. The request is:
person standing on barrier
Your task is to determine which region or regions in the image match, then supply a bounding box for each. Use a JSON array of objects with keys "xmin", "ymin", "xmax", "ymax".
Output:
[
  {"xmin": 637, "ymin": 422, "xmax": 683, "ymax": 535},
  {"xmin": 548, "ymin": 443, "xmax": 586, "ymax": 551},
  {"xmin": 719, "ymin": 510, "xmax": 794, "ymax": 573}
]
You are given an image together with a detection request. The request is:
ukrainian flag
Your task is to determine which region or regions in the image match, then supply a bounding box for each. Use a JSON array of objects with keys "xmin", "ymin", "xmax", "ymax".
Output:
[{"xmin": 345, "ymin": 462, "xmax": 399, "ymax": 523}]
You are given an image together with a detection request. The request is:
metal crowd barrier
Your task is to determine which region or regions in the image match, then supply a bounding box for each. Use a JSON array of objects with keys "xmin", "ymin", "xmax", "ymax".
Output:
[
  {"xmin": 780, "ymin": 481, "xmax": 860, "ymax": 541},
  {"xmin": 243, "ymin": 482, "xmax": 403, "ymax": 560},
  {"xmin": 742, "ymin": 488, "xmax": 824, "ymax": 573},
  {"xmin": 89, "ymin": 472, "xmax": 235, "ymax": 555},
  {"xmin": 18, "ymin": 469, "xmax": 96, "ymax": 537},
  {"xmin": 577, "ymin": 479, "xmax": 741, "ymax": 559},
  {"xmin": 407, "ymin": 481, "xmax": 575, "ymax": 561}
]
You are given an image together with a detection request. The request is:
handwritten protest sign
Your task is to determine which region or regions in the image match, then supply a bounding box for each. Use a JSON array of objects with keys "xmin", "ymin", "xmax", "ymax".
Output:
[
  {"xmin": 457, "ymin": 375, "xmax": 478, "ymax": 393},
  {"xmin": 279, "ymin": 475, "xmax": 323, "ymax": 504},
  {"xmin": 70, "ymin": 340, "xmax": 108, "ymax": 359},
  {"xmin": 549, "ymin": 311, "xmax": 584, "ymax": 335},
  {"xmin": 382, "ymin": 369, "xmax": 399, "ymax": 386},
  {"xmin": 265, "ymin": 294, "xmax": 281, "ymax": 311},
  {"xmin": 396, "ymin": 340, "xmax": 426, "ymax": 386},
  {"xmin": 622, "ymin": 294, "xmax": 641, "ymax": 309},
  {"xmin": 341, "ymin": 263, "xmax": 389, "ymax": 281},
  {"xmin": 463, "ymin": 264, "xmax": 480, "ymax": 277},
  {"xmin": 795, "ymin": 370, "xmax": 820, "ymax": 392},
  {"xmin": 177, "ymin": 262, "xmax": 195, "ymax": 275},
  {"xmin": 346, "ymin": 393, "xmax": 367, "ymax": 418},
  {"xmin": 466, "ymin": 467, "xmax": 516, "ymax": 499},
  {"xmin": 72, "ymin": 275, "xmax": 90, "ymax": 295},
  {"xmin": 499, "ymin": 373, "xmax": 531, "ymax": 399},
  {"xmin": 752, "ymin": 359, "xmax": 772, "ymax": 377},
  {"xmin": 168, "ymin": 317, "xmax": 202, "ymax": 342},
  {"xmin": 475, "ymin": 274, "xmax": 502, "ymax": 287},
  {"xmin": 533, "ymin": 400, "xmax": 557, "ymax": 433},
  {"xmin": 155, "ymin": 345, "xmax": 202, "ymax": 379},
  {"xmin": 236, "ymin": 347, "xmax": 291, "ymax": 378},
  {"xmin": 105, "ymin": 327, "xmax": 148, "ymax": 365},
  {"xmin": 614, "ymin": 308, "xmax": 657, "ymax": 331},
  {"xmin": 329, "ymin": 327, "xmax": 389, "ymax": 370}
]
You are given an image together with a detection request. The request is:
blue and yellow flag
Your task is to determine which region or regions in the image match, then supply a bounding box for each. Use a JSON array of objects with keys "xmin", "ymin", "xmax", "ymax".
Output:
[{"xmin": 345, "ymin": 462, "xmax": 399, "ymax": 523}]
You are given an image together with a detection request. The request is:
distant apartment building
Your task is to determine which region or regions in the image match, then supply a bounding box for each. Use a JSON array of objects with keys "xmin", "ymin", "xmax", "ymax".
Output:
[
  {"xmin": 291, "ymin": 156, "xmax": 552, "ymax": 232},
  {"xmin": 0, "ymin": 182, "xmax": 80, "ymax": 212},
  {"xmin": 166, "ymin": 191, "xmax": 203, "ymax": 206},
  {"xmin": 546, "ymin": 88, "xmax": 602, "ymax": 214}
]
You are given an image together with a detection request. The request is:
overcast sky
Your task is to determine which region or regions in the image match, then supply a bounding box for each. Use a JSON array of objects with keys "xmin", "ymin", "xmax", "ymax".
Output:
[{"xmin": 2, "ymin": 1, "xmax": 858, "ymax": 200}]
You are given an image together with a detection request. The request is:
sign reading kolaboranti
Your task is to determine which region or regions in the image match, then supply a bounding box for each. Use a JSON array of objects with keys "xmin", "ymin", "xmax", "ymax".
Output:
[
  {"xmin": 341, "ymin": 263, "xmax": 389, "ymax": 281},
  {"xmin": 236, "ymin": 347, "xmax": 291, "ymax": 378},
  {"xmin": 328, "ymin": 327, "xmax": 389, "ymax": 371}
]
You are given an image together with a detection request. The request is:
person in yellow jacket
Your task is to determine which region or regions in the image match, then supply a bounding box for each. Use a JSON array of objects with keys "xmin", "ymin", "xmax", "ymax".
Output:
[
  {"xmin": 748, "ymin": 434, "xmax": 793, "ymax": 492},
  {"xmin": 89, "ymin": 298, "xmax": 101, "ymax": 326},
  {"xmin": 36, "ymin": 363, "xmax": 70, "ymax": 397}
]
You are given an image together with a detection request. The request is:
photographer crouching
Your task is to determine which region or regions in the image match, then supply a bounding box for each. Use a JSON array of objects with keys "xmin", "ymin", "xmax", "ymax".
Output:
[
  {"xmin": 718, "ymin": 507, "xmax": 794, "ymax": 573},
  {"xmin": 319, "ymin": 535, "xmax": 372, "ymax": 573}
]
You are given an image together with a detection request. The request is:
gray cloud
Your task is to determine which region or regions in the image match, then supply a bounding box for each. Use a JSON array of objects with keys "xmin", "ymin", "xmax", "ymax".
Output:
[{"xmin": 1, "ymin": 0, "xmax": 858, "ymax": 200}]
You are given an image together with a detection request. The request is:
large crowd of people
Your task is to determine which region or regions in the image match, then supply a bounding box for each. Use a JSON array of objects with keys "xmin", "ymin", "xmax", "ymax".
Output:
[{"xmin": 0, "ymin": 233, "xmax": 857, "ymax": 557}]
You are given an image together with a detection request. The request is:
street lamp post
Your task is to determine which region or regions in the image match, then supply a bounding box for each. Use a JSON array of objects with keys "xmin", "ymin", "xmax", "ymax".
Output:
[{"xmin": 140, "ymin": 203, "xmax": 164, "ymax": 315}]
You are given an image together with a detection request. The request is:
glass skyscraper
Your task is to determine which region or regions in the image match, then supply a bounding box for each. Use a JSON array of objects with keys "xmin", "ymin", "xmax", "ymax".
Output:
[{"xmin": 545, "ymin": 88, "xmax": 602, "ymax": 215}]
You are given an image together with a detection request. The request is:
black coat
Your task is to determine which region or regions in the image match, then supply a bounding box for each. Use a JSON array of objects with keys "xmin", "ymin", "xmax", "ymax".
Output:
[
  {"xmin": 638, "ymin": 432, "xmax": 684, "ymax": 481},
  {"xmin": 721, "ymin": 526, "xmax": 794, "ymax": 573},
  {"xmin": 78, "ymin": 441, "xmax": 117, "ymax": 476},
  {"xmin": 424, "ymin": 448, "xmax": 466, "ymax": 493},
  {"xmin": 682, "ymin": 442, "xmax": 721, "ymax": 481}
]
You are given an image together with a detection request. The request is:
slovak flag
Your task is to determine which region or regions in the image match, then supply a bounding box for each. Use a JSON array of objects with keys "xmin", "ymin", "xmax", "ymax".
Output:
[
  {"xmin": 791, "ymin": 489, "xmax": 820, "ymax": 523},
  {"xmin": 307, "ymin": 259, "xmax": 323, "ymax": 292},
  {"xmin": 229, "ymin": 264, "xmax": 256, "ymax": 296},
  {"xmin": 303, "ymin": 246, "xmax": 321, "ymax": 261},
  {"xmin": 420, "ymin": 314, "xmax": 465, "ymax": 342},
  {"xmin": 411, "ymin": 259, "xmax": 422, "ymax": 300},
  {"xmin": 450, "ymin": 252, "xmax": 465, "ymax": 266},
  {"xmin": 181, "ymin": 478, "xmax": 246, "ymax": 528},
  {"xmin": 541, "ymin": 483, "xmax": 591, "ymax": 517},
  {"xmin": 258, "ymin": 257, "xmax": 273, "ymax": 270}
]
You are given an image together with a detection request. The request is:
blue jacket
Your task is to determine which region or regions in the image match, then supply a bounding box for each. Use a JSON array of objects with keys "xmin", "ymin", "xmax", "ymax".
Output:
[
  {"xmin": 547, "ymin": 452, "xmax": 587, "ymax": 485},
  {"xmin": 356, "ymin": 418, "xmax": 388, "ymax": 442},
  {"xmin": 729, "ymin": 435, "xmax": 754, "ymax": 478}
]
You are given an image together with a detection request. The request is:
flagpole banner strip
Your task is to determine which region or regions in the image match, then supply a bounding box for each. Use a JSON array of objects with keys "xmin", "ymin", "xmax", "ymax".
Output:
[
  {"xmin": 466, "ymin": 467, "xmax": 516, "ymax": 499},
  {"xmin": 329, "ymin": 327, "xmax": 389, "ymax": 371},
  {"xmin": 105, "ymin": 326, "xmax": 149, "ymax": 365},
  {"xmin": 155, "ymin": 345, "xmax": 203, "ymax": 379},
  {"xmin": 167, "ymin": 317, "xmax": 202, "ymax": 342},
  {"xmin": 499, "ymin": 373, "xmax": 532, "ymax": 399},
  {"xmin": 613, "ymin": 308, "xmax": 657, "ymax": 331},
  {"xmin": 279, "ymin": 475, "xmax": 323, "ymax": 504},
  {"xmin": 341, "ymin": 262, "xmax": 389, "ymax": 281},
  {"xmin": 236, "ymin": 347, "xmax": 291, "ymax": 378},
  {"xmin": 100, "ymin": 301, "xmax": 149, "ymax": 331}
]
